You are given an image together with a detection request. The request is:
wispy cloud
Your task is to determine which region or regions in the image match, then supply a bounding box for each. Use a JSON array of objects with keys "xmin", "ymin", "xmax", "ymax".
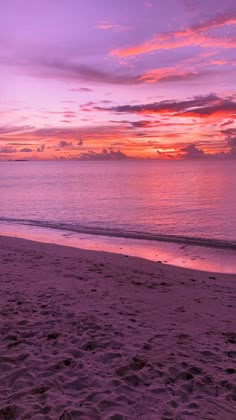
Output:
[
  {"xmin": 28, "ymin": 60, "xmax": 139, "ymax": 85},
  {"xmin": 30, "ymin": 60, "xmax": 208, "ymax": 85},
  {"xmin": 1, "ymin": 51, "xmax": 219, "ymax": 87},
  {"xmin": 68, "ymin": 87, "xmax": 93, "ymax": 92},
  {"xmin": 139, "ymin": 67, "xmax": 201, "ymax": 83},
  {"xmin": 96, "ymin": 20, "xmax": 131, "ymax": 32},
  {"xmin": 0, "ymin": 125, "xmax": 33, "ymax": 135},
  {"xmin": 111, "ymin": 11, "xmax": 236, "ymax": 58}
]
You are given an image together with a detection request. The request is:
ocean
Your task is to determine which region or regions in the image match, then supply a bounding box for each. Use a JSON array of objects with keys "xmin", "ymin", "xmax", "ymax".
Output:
[{"xmin": 1, "ymin": 160, "xmax": 236, "ymax": 273}]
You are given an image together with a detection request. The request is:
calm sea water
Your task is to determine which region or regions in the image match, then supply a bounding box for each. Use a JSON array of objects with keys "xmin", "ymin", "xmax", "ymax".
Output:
[
  {"xmin": 1, "ymin": 160, "xmax": 236, "ymax": 272},
  {"xmin": 1, "ymin": 160, "xmax": 236, "ymax": 243}
]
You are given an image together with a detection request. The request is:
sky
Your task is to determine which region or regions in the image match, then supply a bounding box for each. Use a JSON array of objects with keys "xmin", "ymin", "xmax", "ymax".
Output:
[{"xmin": 0, "ymin": 0, "xmax": 236, "ymax": 160}]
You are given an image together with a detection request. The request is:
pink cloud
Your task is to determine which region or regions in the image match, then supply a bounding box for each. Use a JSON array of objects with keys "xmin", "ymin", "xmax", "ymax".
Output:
[
  {"xmin": 210, "ymin": 59, "xmax": 228, "ymax": 65},
  {"xmin": 139, "ymin": 67, "xmax": 199, "ymax": 83},
  {"xmin": 96, "ymin": 20, "xmax": 131, "ymax": 32},
  {"xmin": 111, "ymin": 12, "xmax": 236, "ymax": 58}
]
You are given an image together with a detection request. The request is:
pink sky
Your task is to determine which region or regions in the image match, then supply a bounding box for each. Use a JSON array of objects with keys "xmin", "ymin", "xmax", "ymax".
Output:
[{"xmin": 0, "ymin": 0, "xmax": 235, "ymax": 160}]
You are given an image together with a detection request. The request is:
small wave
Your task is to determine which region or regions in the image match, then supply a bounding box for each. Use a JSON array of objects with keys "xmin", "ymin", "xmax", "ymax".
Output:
[{"xmin": 0, "ymin": 216, "xmax": 236, "ymax": 250}]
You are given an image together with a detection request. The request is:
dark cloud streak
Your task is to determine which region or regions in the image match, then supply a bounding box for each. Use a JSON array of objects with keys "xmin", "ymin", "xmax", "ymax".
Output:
[{"xmin": 97, "ymin": 93, "xmax": 236, "ymax": 118}]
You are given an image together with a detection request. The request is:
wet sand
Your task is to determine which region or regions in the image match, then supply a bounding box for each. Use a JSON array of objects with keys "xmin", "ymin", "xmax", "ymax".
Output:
[
  {"xmin": 1, "ymin": 222, "xmax": 236, "ymax": 274},
  {"xmin": 0, "ymin": 235, "xmax": 235, "ymax": 419}
]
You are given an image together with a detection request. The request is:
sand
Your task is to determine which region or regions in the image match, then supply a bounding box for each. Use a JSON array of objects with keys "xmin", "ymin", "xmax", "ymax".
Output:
[{"xmin": 0, "ymin": 235, "xmax": 235, "ymax": 420}]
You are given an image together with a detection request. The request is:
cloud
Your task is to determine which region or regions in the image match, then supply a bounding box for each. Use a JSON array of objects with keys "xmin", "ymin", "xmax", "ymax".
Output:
[
  {"xmin": 6, "ymin": 53, "xmax": 207, "ymax": 86},
  {"xmin": 0, "ymin": 146, "xmax": 16, "ymax": 153},
  {"xmin": 20, "ymin": 147, "xmax": 33, "ymax": 152},
  {"xmin": 96, "ymin": 20, "xmax": 131, "ymax": 32},
  {"xmin": 58, "ymin": 140, "xmax": 72, "ymax": 148},
  {"xmin": 129, "ymin": 120, "xmax": 160, "ymax": 128},
  {"xmin": 210, "ymin": 59, "xmax": 228, "ymax": 66},
  {"xmin": 4, "ymin": 52, "xmax": 209, "ymax": 86},
  {"xmin": 33, "ymin": 127, "xmax": 80, "ymax": 140},
  {"xmin": 64, "ymin": 112, "xmax": 77, "ymax": 119},
  {"xmin": 139, "ymin": 68, "xmax": 201, "ymax": 83},
  {"xmin": 227, "ymin": 137, "xmax": 236, "ymax": 147},
  {"xmin": 37, "ymin": 144, "xmax": 45, "ymax": 152},
  {"xmin": 68, "ymin": 87, "xmax": 93, "ymax": 92},
  {"xmin": 30, "ymin": 60, "xmax": 139, "ymax": 85},
  {"xmin": 181, "ymin": 143, "xmax": 206, "ymax": 158},
  {"xmin": 221, "ymin": 119, "xmax": 234, "ymax": 127},
  {"xmin": 100, "ymin": 100, "xmax": 113, "ymax": 104},
  {"xmin": 110, "ymin": 119, "xmax": 162, "ymax": 129},
  {"xmin": 98, "ymin": 93, "xmax": 236, "ymax": 119},
  {"xmin": 228, "ymin": 147, "xmax": 236, "ymax": 156},
  {"xmin": 40, "ymin": 110, "xmax": 77, "ymax": 119},
  {"xmin": 79, "ymin": 149, "xmax": 130, "ymax": 160},
  {"xmin": 191, "ymin": 11, "xmax": 236, "ymax": 32},
  {"xmin": 222, "ymin": 127, "xmax": 236, "ymax": 149},
  {"xmin": 222, "ymin": 127, "xmax": 236, "ymax": 136},
  {"xmin": 80, "ymin": 101, "xmax": 95, "ymax": 112},
  {"xmin": 0, "ymin": 125, "xmax": 33, "ymax": 135},
  {"xmin": 215, "ymin": 147, "xmax": 236, "ymax": 158},
  {"xmin": 32, "ymin": 125, "xmax": 126, "ymax": 141},
  {"xmin": 1, "ymin": 114, "xmax": 235, "ymax": 160},
  {"xmin": 179, "ymin": 141, "xmax": 236, "ymax": 159},
  {"xmin": 111, "ymin": 11, "xmax": 236, "ymax": 58}
]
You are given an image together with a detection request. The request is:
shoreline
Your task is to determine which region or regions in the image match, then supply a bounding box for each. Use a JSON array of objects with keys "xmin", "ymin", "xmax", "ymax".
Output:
[
  {"xmin": 2, "ymin": 217, "xmax": 236, "ymax": 250},
  {"xmin": 0, "ymin": 235, "xmax": 235, "ymax": 419},
  {"xmin": 1, "ymin": 224, "xmax": 236, "ymax": 275}
]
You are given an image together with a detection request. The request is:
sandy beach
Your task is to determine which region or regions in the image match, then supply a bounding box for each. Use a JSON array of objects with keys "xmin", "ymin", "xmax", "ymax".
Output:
[{"xmin": 0, "ymin": 235, "xmax": 235, "ymax": 420}]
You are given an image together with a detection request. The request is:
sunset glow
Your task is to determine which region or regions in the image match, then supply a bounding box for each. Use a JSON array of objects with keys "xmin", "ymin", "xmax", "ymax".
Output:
[{"xmin": 1, "ymin": 0, "xmax": 235, "ymax": 160}]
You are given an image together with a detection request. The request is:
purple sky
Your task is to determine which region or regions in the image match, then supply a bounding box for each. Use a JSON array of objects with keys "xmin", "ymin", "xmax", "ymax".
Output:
[{"xmin": 0, "ymin": 0, "xmax": 235, "ymax": 160}]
